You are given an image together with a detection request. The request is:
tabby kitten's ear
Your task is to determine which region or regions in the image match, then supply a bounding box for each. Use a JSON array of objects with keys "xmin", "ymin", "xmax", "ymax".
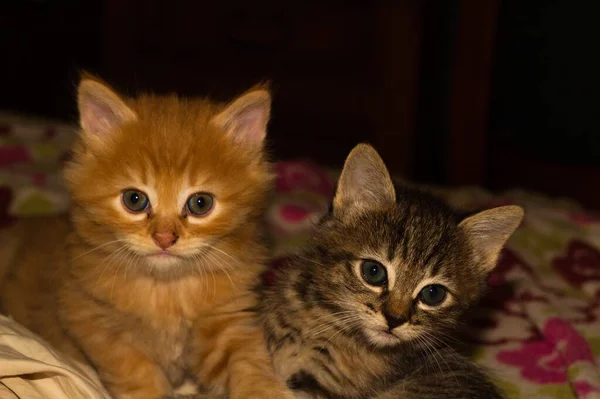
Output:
[
  {"xmin": 77, "ymin": 74, "xmax": 137, "ymax": 146},
  {"xmin": 459, "ymin": 205, "xmax": 524, "ymax": 272},
  {"xmin": 211, "ymin": 84, "xmax": 271, "ymax": 148},
  {"xmin": 333, "ymin": 144, "xmax": 396, "ymax": 216}
]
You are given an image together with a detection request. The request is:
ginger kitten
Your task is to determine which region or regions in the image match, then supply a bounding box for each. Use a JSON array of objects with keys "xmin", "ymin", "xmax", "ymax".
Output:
[
  {"xmin": 0, "ymin": 76, "xmax": 294, "ymax": 399},
  {"xmin": 260, "ymin": 144, "xmax": 523, "ymax": 398}
]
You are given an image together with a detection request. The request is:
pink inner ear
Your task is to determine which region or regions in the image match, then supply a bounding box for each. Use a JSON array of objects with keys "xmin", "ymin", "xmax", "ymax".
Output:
[
  {"xmin": 80, "ymin": 96, "xmax": 122, "ymax": 137},
  {"xmin": 233, "ymin": 105, "xmax": 266, "ymax": 142}
]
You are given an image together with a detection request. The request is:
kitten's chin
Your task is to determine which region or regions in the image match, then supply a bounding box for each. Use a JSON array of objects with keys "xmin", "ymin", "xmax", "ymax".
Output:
[
  {"xmin": 363, "ymin": 328, "xmax": 403, "ymax": 347},
  {"xmin": 145, "ymin": 253, "xmax": 184, "ymax": 269}
]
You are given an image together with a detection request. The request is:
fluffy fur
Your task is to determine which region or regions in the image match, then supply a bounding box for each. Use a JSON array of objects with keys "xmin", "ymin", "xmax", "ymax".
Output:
[
  {"xmin": 0, "ymin": 76, "xmax": 294, "ymax": 399},
  {"xmin": 260, "ymin": 144, "xmax": 524, "ymax": 399}
]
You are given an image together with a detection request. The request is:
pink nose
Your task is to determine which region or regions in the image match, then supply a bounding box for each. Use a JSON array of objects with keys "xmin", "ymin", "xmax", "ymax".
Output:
[{"xmin": 152, "ymin": 231, "xmax": 178, "ymax": 250}]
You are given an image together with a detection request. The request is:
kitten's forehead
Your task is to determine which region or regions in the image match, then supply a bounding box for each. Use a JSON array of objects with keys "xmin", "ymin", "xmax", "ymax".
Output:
[{"xmin": 359, "ymin": 205, "xmax": 456, "ymax": 262}]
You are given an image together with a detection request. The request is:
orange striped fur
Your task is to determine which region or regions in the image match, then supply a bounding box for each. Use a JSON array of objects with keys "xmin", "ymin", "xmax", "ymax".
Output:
[{"xmin": 0, "ymin": 76, "xmax": 293, "ymax": 399}]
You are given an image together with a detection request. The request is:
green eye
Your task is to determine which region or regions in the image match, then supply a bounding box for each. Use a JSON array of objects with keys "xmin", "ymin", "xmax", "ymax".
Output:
[
  {"xmin": 122, "ymin": 189, "xmax": 149, "ymax": 212},
  {"xmin": 418, "ymin": 284, "xmax": 447, "ymax": 306},
  {"xmin": 186, "ymin": 193, "xmax": 214, "ymax": 216},
  {"xmin": 360, "ymin": 260, "xmax": 387, "ymax": 286}
]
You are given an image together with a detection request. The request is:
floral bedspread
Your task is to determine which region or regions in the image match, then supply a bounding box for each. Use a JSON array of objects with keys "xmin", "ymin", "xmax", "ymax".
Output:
[{"xmin": 1, "ymin": 113, "xmax": 600, "ymax": 399}]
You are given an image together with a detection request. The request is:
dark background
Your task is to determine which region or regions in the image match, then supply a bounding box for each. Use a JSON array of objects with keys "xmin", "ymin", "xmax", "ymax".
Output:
[{"xmin": 2, "ymin": 0, "xmax": 599, "ymax": 208}]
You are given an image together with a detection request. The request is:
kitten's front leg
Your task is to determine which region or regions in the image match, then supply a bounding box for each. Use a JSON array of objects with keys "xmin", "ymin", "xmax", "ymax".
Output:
[
  {"xmin": 80, "ymin": 334, "xmax": 171, "ymax": 399},
  {"xmin": 190, "ymin": 319, "xmax": 296, "ymax": 399},
  {"xmin": 60, "ymin": 301, "xmax": 171, "ymax": 398},
  {"xmin": 227, "ymin": 345, "xmax": 297, "ymax": 399}
]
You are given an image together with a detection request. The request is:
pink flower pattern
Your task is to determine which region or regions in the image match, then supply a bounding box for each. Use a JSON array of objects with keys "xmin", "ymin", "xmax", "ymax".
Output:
[
  {"xmin": 498, "ymin": 317, "xmax": 599, "ymax": 395},
  {"xmin": 553, "ymin": 240, "xmax": 600, "ymax": 292},
  {"xmin": 3, "ymin": 113, "xmax": 600, "ymax": 398}
]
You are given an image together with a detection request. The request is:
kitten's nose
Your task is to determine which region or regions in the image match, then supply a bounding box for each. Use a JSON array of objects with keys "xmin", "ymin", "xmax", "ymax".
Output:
[
  {"xmin": 384, "ymin": 313, "xmax": 407, "ymax": 330},
  {"xmin": 153, "ymin": 231, "xmax": 178, "ymax": 250}
]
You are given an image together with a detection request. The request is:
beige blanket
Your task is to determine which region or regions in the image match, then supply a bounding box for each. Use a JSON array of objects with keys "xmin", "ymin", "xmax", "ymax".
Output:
[{"xmin": 0, "ymin": 315, "xmax": 110, "ymax": 399}]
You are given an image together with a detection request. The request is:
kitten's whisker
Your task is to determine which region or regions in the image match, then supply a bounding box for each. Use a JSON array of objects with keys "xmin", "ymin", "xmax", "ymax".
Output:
[
  {"xmin": 110, "ymin": 248, "xmax": 132, "ymax": 300},
  {"xmin": 96, "ymin": 245, "xmax": 128, "ymax": 288},
  {"xmin": 216, "ymin": 264, "xmax": 236, "ymax": 290},
  {"xmin": 305, "ymin": 318, "xmax": 357, "ymax": 338},
  {"xmin": 195, "ymin": 241, "xmax": 243, "ymax": 269},
  {"xmin": 194, "ymin": 253, "xmax": 209, "ymax": 302},
  {"xmin": 204, "ymin": 250, "xmax": 237, "ymax": 290},
  {"xmin": 122, "ymin": 247, "xmax": 139, "ymax": 286},
  {"xmin": 414, "ymin": 336, "xmax": 432, "ymax": 374},
  {"xmin": 421, "ymin": 334, "xmax": 444, "ymax": 377},
  {"xmin": 73, "ymin": 239, "xmax": 129, "ymax": 261},
  {"xmin": 204, "ymin": 251, "xmax": 223, "ymax": 299},
  {"xmin": 421, "ymin": 331, "xmax": 459, "ymax": 387},
  {"xmin": 209, "ymin": 264, "xmax": 217, "ymax": 301},
  {"xmin": 312, "ymin": 321, "xmax": 355, "ymax": 344},
  {"xmin": 206, "ymin": 244, "xmax": 242, "ymax": 266},
  {"xmin": 321, "ymin": 319, "xmax": 364, "ymax": 348},
  {"xmin": 305, "ymin": 315, "xmax": 363, "ymax": 338},
  {"xmin": 300, "ymin": 311, "xmax": 362, "ymax": 336},
  {"xmin": 190, "ymin": 252, "xmax": 209, "ymax": 303},
  {"xmin": 432, "ymin": 329, "xmax": 463, "ymax": 346},
  {"xmin": 122, "ymin": 250, "xmax": 133, "ymax": 283}
]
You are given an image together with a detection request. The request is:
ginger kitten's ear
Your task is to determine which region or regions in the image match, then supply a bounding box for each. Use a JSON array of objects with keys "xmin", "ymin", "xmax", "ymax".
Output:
[
  {"xmin": 333, "ymin": 144, "xmax": 396, "ymax": 216},
  {"xmin": 211, "ymin": 86, "xmax": 271, "ymax": 147},
  {"xmin": 77, "ymin": 76, "xmax": 137, "ymax": 144},
  {"xmin": 459, "ymin": 205, "xmax": 524, "ymax": 273}
]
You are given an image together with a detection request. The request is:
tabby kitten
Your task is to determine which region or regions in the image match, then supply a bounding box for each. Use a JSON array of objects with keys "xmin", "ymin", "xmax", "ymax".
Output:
[
  {"xmin": 260, "ymin": 144, "xmax": 523, "ymax": 399},
  {"xmin": 0, "ymin": 76, "xmax": 294, "ymax": 399}
]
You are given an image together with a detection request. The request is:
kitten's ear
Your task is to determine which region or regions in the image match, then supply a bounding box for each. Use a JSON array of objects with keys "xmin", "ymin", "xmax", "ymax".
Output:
[
  {"xmin": 77, "ymin": 75, "xmax": 137, "ymax": 142},
  {"xmin": 333, "ymin": 144, "xmax": 396, "ymax": 215},
  {"xmin": 459, "ymin": 205, "xmax": 524, "ymax": 272},
  {"xmin": 211, "ymin": 85, "xmax": 271, "ymax": 147}
]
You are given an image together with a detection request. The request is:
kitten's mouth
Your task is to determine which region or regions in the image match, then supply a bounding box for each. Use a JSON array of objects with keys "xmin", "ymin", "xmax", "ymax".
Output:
[
  {"xmin": 153, "ymin": 250, "xmax": 177, "ymax": 257},
  {"xmin": 143, "ymin": 249, "xmax": 186, "ymax": 270},
  {"xmin": 380, "ymin": 329, "xmax": 398, "ymax": 338},
  {"xmin": 364, "ymin": 328, "xmax": 402, "ymax": 346},
  {"xmin": 146, "ymin": 250, "xmax": 183, "ymax": 263}
]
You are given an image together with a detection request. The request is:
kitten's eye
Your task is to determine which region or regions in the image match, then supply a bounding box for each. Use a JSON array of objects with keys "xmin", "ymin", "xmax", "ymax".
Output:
[
  {"xmin": 360, "ymin": 260, "xmax": 387, "ymax": 286},
  {"xmin": 122, "ymin": 189, "xmax": 149, "ymax": 212},
  {"xmin": 418, "ymin": 284, "xmax": 447, "ymax": 306},
  {"xmin": 186, "ymin": 193, "xmax": 214, "ymax": 216}
]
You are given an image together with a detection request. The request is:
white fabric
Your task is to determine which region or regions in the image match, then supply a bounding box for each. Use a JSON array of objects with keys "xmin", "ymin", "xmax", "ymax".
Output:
[{"xmin": 0, "ymin": 315, "xmax": 110, "ymax": 399}]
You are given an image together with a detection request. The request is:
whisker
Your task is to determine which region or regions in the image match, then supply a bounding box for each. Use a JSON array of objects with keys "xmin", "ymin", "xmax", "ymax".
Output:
[
  {"xmin": 110, "ymin": 250, "xmax": 130, "ymax": 300},
  {"xmin": 205, "ymin": 243, "xmax": 242, "ymax": 266},
  {"xmin": 305, "ymin": 314, "xmax": 363, "ymax": 338},
  {"xmin": 421, "ymin": 330, "xmax": 459, "ymax": 387},
  {"xmin": 73, "ymin": 239, "xmax": 129, "ymax": 260},
  {"xmin": 96, "ymin": 245, "xmax": 128, "ymax": 288},
  {"xmin": 122, "ymin": 247, "xmax": 139, "ymax": 286},
  {"xmin": 320, "ymin": 319, "xmax": 364, "ymax": 347},
  {"xmin": 191, "ymin": 252, "xmax": 209, "ymax": 304},
  {"xmin": 204, "ymin": 250, "xmax": 237, "ymax": 290}
]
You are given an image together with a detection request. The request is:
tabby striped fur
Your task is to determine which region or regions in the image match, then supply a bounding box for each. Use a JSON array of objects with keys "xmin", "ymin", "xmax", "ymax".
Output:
[{"xmin": 259, "ymin": 144, "xmax": 523, "ymax": 399}]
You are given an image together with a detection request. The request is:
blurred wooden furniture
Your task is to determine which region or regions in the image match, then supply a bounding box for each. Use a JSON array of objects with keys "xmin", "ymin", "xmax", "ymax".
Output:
[
  {"xmin": 2, "ymin": 0, "xmax": 502, "ymax": 186},
  {"xmin": 102, "ymin": 0, "xmax": 423, "ymax": 176},
  {"xmin": 447, "ymin": 0, "xmax": 499, "ymax": 186}
]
